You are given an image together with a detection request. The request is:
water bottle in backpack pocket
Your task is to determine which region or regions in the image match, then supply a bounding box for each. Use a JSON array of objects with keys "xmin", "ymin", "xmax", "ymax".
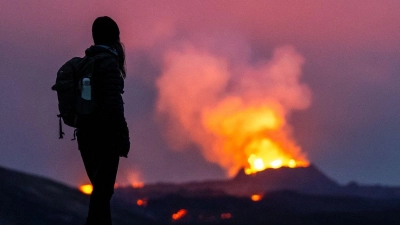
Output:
[
  {"xmin": 81, "ymin": 78, "xmax": 91, "ymax": 100},
  {"xmin": 76, "ymin": 74, "xmax": 95, "ymax": 115}
]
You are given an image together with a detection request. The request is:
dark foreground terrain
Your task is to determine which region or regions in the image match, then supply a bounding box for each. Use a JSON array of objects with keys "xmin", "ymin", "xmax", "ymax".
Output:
[{"xmin": 1, "ymin": 165, "xmax": 400, "ymax": 225}]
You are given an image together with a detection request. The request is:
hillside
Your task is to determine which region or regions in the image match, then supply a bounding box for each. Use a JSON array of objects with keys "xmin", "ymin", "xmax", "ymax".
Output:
[
  {"xmin": 1, "ymin": 165, "xmax": 400, "ymax": 225},
  {"xmin": 0, "ymin": 166, "xmax": 154, "ymax": 225}
]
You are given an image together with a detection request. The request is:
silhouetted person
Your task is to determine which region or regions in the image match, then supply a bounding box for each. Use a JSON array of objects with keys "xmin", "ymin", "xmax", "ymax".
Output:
[{"xmin": 76, "ymin": 16, "xmax": 130, "ymax": 225}]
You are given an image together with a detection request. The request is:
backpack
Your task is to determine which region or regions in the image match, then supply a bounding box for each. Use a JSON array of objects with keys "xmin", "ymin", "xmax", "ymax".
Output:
[{"xmin": 52, "ymin": 56, "xmax": 96, "ymax": 139}]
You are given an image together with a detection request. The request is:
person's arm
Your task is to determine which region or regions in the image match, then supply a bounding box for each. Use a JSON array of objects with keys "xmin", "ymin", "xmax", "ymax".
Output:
[{"xmin": 102, "ymin": 57, "xmax": 130, "ymax": 157}]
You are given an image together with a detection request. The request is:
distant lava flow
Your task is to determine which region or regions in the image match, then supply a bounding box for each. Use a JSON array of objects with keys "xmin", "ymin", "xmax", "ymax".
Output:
[{"xmin": 157, "ymin": 45, "xmax": 311, "ymax": 177}]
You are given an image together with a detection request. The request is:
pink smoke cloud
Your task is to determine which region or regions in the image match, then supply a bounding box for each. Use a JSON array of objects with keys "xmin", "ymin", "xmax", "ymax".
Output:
[{"xmin": 156, "ymin": 43, "xmax": 311, "ymax": 176}]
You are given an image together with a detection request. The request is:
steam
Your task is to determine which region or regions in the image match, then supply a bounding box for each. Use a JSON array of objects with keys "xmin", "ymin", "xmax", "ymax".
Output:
[{"xmin": 156, "ymin": 43, "xmax": 311, "ymax": 176}]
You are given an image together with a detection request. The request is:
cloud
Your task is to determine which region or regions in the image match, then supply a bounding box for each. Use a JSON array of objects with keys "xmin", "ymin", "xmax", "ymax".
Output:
[{"xmin": 156, "ymin": 42, "xmax": 311, "ymax": 176}]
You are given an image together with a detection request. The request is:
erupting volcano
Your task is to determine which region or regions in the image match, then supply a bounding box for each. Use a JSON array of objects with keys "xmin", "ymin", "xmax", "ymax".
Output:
[
  {"xmin": 202, "ymin": 100, "xmax": 310, "ymax": 175},
  {"xmin": 156, "ymin": 44, "xmax": 311, "ymax": 176}
]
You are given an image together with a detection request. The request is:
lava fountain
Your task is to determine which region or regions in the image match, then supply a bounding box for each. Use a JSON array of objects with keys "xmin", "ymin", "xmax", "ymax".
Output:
[{"xmin": 156, "ymin": 44, "xmax": 311, "ymax": 176}]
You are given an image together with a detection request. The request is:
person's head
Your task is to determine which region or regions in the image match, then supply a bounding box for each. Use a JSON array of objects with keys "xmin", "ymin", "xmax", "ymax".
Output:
[{"xmin": 92, "ymin": 16, "xmax": 126, "ymax": 78}]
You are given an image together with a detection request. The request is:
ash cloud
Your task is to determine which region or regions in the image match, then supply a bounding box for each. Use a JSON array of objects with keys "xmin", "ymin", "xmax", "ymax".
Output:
[{"xmin": 156, "ymin": 43, "xmax": 311, "ymax": 176}]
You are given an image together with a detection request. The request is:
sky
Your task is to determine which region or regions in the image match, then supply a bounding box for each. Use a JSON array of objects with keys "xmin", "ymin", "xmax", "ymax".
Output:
[{"xmin": 1, "ymin": 0, "xmax": 400, "ymax": 187}]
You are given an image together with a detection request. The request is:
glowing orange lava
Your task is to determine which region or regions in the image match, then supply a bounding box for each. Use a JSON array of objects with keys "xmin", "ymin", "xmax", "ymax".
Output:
[
  {"xmin": 79, "ymin": 184, "xmax": 93, "ymax": 195},
  {"xmin": 137, "ymin": 198, "xmax": 148, "ymax": 207},
  {"xmin": 251, "ymin": 194, "xmax": 262, "ymax": 201},
  {"xmin": 246, "ymin": 153, "xmax": 309, "ymax": 175},
  {"xmin": 172, "ymin": 209, "xmax": 187, "ymax": 220},
  {"xmin": 243, "ymin": 137, "xmax": 309, "ymax": 175},
  {"xmin": 125, "ymin": 170, "xmax": 145, "ymax": 188},
  {"xmin": 132, "ymin": 182, "xmax": 144, "ymax": 189},
  {"xmin": 203, "ymin": 100, "xmax": 310, "ymax": 176},
  {"xmin": 221, "ymin": 213, "xmax": 232, "ymax": 219}
]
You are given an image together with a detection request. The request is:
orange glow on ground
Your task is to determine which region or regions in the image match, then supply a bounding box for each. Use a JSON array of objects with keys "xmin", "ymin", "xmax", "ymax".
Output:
[
  {"xmin": 221, "ymin": 213, "xmax": 232, "ymax": 219},
  {"xmin": 136, "ymin": 198, "xmax": 148, "ymax": 207},
  {"xmin": 172, "ymin": 209, "xmax": 187, "ymax": 220},
  {"xmin": 79, "ymin": 184, "xmax": 93, "ymax": 195},
  {"xmin": 125, "ymin": 170, "xmax": 145, "ymax": 189},
  {"xmin": 251, "ymin": 194, "xmax": 262, "ymax": 201},
  {"xmin": 132, "ymin": 182, "xmax": 144, "ymax": 188}
]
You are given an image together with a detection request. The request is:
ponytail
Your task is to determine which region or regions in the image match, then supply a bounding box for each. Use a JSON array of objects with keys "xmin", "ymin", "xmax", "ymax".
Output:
[{"xmin": 112, "ymin": 41, "xmax": 126, "ymax": 79}]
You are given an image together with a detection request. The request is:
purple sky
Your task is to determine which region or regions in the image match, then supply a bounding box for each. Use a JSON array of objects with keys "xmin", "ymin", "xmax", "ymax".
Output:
[{"xmin": 1, "ymin": 0, "xmax": 400, "ymax": 187}]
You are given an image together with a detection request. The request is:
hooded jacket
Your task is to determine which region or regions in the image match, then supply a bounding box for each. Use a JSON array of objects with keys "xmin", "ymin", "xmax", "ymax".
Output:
[{"xmin": 77, "ymin": 45, "xmax": 129, "ymax": 157}]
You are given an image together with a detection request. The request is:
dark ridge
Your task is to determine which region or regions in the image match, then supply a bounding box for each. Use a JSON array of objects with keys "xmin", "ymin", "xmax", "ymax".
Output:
[
  {"xmin": 2, "ymin": 164, "xmax": 400, "ymax": 225},
  {"xmin": 0, "ymin": 165, "xmax": 156, "ymax": 225}
]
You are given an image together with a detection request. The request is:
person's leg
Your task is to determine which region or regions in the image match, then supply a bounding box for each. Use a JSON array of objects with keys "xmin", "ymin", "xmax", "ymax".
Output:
[
  {"xmin": 77, "ymin": 129, "xmax": 97, "ymax": 225},
  {"xmin": 77, "ymin": 129, "xmax": 97, "ymax": 183},
  {"xmin": 87, "ymin": 150, "xmax": 119, "ymax": 225},
  {"xmin": 77, "ymin": 129, "xmax": 120, "ymax": 225}
]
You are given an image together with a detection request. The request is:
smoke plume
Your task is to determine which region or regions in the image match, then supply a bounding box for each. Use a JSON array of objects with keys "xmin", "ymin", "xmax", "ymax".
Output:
[{"xmin": 156, "ymin": 42, "xmax": 311, "ymax": 176}]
